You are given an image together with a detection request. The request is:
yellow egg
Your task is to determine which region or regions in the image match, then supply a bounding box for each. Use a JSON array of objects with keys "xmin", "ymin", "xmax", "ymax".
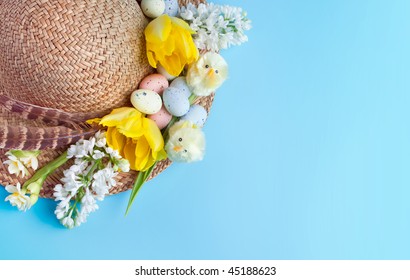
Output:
[{"xmin": 130, "ymin": 89, "xmax": 162, "ymax": 114}]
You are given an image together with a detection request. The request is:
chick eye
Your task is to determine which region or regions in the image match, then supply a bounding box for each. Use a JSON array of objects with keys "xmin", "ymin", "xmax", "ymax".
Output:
[
  {"xmin": 184, "ymin": 149, "xmax": 188, "ymax": 153},
  {"xmin": 178, "ymin": 138, "xmax": 183, "ymax": 142},
  {"xmin": 142, "ymin": 92, "xmax": 147, "ymax": 96},
  {"xmin": 215, "ymin": 70, "xmax": 219, "ymax": 74},
  {"xmin": 205, "ymin": 64, "xmax": 209, "ymax": 69}
]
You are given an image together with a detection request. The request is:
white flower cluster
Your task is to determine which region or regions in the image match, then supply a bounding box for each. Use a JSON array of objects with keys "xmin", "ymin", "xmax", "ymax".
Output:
[
  {"xmin": 3, "ymin": 150, "xmax": 39, "ymax": 178},
  {"xmin": 180, "ymin": 3, "xmax": 252, "ymax": 52},
  {"xmin": 4, "ymin": 183, "xmax": 31, "ymax": 211},
  {"xmin": 54, "ymin": 131, "xmax": 130, "ymax": 229},
  {"xmin": 3, "ymin": 150, "xmax": 41, "ymax": 211}
]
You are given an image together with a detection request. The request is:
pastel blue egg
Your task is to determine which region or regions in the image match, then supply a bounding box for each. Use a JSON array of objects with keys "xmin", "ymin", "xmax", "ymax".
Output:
[
  {"xmin": 170, "ymin": 76, "xmax": 191, "ymax": 98},
  {"xmin": 163, "ymin": 87, "xmax": 190, "ymax": 117},
  {"xmin": 163, "ymin": 0, "xmax": 179, "ymax": 17},
  {"xmin": 181, "ymin": 105, "xmax": 208, "ymax": 127}
]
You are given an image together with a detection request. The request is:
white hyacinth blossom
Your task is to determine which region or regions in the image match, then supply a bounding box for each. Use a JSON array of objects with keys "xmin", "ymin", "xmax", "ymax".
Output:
[
  {"xmin": 180, "ymin": 3, "xmax": 252, "ymax": 52},
  {"xmin": 54, "ymin": 131, "xmax": 129, "ymax": 229},
  {"xmin": 4, "ymin": 154, "xmax": 28, "ymax": 178},
  {"xmin": 4, "ymin": 183, "xmax": 31, "ymax": 211},
  {"xmin": 3, "ymin": 150, "xmax": 40, "ymax": 178}
]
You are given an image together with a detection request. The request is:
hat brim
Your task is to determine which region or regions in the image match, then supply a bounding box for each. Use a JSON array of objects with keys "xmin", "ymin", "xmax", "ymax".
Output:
[
  {"xmin": 0, "ymin": 0, "xmax": 211, "ymax": 198},
  {"xmin": 0, "ymin": 90, "xmax": 214, "ymax": 199}
]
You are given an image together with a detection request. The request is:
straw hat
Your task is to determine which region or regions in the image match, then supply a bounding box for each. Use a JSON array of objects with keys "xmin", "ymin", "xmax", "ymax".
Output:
[{"xmin": 0, "ymin": 0, "xmax": 213, "ymax": 198}]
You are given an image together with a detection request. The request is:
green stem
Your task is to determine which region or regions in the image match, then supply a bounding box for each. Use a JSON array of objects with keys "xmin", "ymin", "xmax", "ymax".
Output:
[
  {"xmin": 125, "ymin": 163, "xmax": 157, "ymax": 216},
  {"xmin": 71, "ymin": 187, "xmax": 85, "ymax": 215},
  {"xmin": 188, "ymin": 93, "xmax": 198, "ymax": 104},
  {"xmin": 22, "ymin": 151, "xmax": 69, "ymax": 190},
  {"xmin": 83, "ymin": 160, "xmax": 99, "ymax": 185}
]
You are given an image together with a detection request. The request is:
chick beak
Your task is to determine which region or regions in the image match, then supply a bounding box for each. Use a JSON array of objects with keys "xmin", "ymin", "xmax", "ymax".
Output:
[
  {"xmin": 207, "ymin": 68, "xmax": 215, "ymax": 79},
  {"xmin": 173, "ymin": 146, "xmax": 183, "ymax": 152}
]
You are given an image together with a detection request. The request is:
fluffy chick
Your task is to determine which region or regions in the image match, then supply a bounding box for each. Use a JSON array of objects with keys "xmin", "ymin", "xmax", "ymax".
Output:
[
  {"xmin": 186, "ymin": 52, "xmax": 228, "ymax": 97},
  {"xmin": 165, "ymin": 120, "xmax": 205, "ymax": 163}
]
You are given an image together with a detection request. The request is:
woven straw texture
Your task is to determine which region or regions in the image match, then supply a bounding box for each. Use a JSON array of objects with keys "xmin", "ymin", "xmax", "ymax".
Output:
[{"xmin": 0, "ymin": 0, "xmax": 210, "ymax": 198}]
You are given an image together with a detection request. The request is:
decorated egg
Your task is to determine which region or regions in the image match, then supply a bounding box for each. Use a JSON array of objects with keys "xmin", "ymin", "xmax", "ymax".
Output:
[
  {"xmin": 141, "ymin": 0, "xmax": 165, "ymax": 18},
  {"xmin": 163, "ymin": 87, "xmax": 190, "ymax": 117},
  {"xmin": 157, "ymin": 64, "xmax": 177, "ymax": 81},
  {"xmin": 130, "ymin": 89, "xmax": 162, "ymax": 114},
  {"xmin": 181, "ymin": 105, "xmax": 208, "ymax": 127},
  {"xmin": 139, "ymin": 74, "xmax": 169, "ymax": 95},
  {"xmin": 170, "ymin": 77, "xmax": 192, "ymax": 98},
  {"xmin": 148, "ymin": 105, "xmax": 173, "ymax": 130},
  {"xmin": 163, "ymin": 0, "xmax": 179, "ymax": 17}
]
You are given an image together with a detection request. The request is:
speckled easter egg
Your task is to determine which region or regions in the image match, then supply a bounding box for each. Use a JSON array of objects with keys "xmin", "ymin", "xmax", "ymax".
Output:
[
  {"xmin": 141, "ymin": 0, "xmax": 165, "ymax": 18},
  {"xmin": 139, "ymin": 74, "xmax": 169, "ymax": 95},
  {"xmin": 157, "ymin": 64, "xmax": 177, "ymax": 81},
  {"xmin": 163, "ymin": 87, "xmax": 190, "ymax": 117},
  {"xmin": 148, "ymin": 105, "xmax": 173, "ymax": 129},
  {"xmin": 163, "ymin": 0, "xmax": 179, "ymax": 17},
  {"xmin": 130, "ymin": 89, "xmax": 162, "ymax": 114},
  {"xmin": 170, "ymin": 77, "xmax": 192, "ymax": 98},
  {"xmin": 181, "ymin": 105, "xmax": 208, "ymax": 127}
]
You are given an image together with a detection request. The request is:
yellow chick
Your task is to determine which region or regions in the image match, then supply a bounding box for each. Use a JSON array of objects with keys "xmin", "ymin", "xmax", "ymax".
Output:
[
  {"xmin": 186, "ymin": 52, "xmax": 228, "ymax": 97},
  {"xmin": 165, "ymin": 120, "xmax": 205, "ymax": 163}
]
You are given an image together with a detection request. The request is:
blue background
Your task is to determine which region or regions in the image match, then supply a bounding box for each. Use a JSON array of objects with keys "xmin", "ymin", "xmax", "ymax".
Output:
[{"xmin": 1, "ymin": 0, "xmax": 410, "ymax": 259}]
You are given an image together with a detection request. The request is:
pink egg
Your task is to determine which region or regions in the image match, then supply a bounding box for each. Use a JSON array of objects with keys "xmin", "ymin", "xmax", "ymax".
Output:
[
  {"xmin": 139, "ymin": 74, "xmax": 169, "ymax": 95},
  {"xmin": 148, "ymin": 105, "xmax": 173, "ymax": 129}
]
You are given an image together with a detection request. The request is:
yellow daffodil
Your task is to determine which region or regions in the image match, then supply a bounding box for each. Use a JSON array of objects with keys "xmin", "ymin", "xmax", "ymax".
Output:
[
  {"xmin": 145, "ymin": 14, "xmax": 199, "ymax": 76},
  {"xmin": 88, "ymin": 108, "xmax": 167, "ymax": 172}
]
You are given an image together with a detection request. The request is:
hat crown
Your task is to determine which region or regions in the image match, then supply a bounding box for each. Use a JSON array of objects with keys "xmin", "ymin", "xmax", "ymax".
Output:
[{"xmin": 0, "ymin": 0, "xmax": 152, "ymax": 115}]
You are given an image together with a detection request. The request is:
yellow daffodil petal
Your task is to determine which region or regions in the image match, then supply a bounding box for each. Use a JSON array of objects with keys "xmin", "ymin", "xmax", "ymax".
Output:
[
  {"xmin": 135, "ymin": 136, "xmax": 150, "ymax": 159},
  {"xmin": 106, "ymin": 127, "xmax": 126, "ymax": 153},
  {"xmin": 143, "ymin": 155, "xmax": 157, "ymax": 172},
  {"xmin": 161, "ymin": 53, "xmax": 183, "ymax": 77},
  {"xmin": 145, "ymin": 14, "xmax": 199, "ymax": 76},
  {"xmin": 96, "ymin": 107, "xmax": 167, "ymax": 171},
  {"xmin": 145, "ymin": 14, "xmax": 172, "ymax": 43},
  {"xmin": 174, "ymin": 29, "xmax": 198, "ymax": 63},
  {"xmin": 147, "ymin": 38, "xmax": 175, "ymax": 63},
  {"xmin": 188, "ymin": 38, "xmax": 199, "ymax": 62},
  {"xmin": 106, "ymin": 127, "xmax": 114, "ymax": 147},
  {"xmin": 174, "ymin": 31, "xmax": 190, "ymax": 59},
  {"xmin": 157, "ymin": 149, "xmax": 168, "ymax": 161},
  {"xmin": 135, "ymin": 137, "xmax": 150, "ymax": 171},
  {"xmin": 100, "ymin": 107, "xmax": 140, "ymax": 128},
  {"xmin": 117, "ymin": 115, "xmax": 144, "ymax": 139},
  {"xmin": 163, "ymin": 35, "xmax": 175, "ymax": 56},
  {"xmin": 142, "ymin": 118, "xmax": 164, "ymax": 152},
  {"xmin": 86, "ymin": 118, "xmax": 101, "ymax": 125},
  {"xmin": 147, "ymin": 50, "xmax": 157, "ymax": 68},
  {"xmin": 170, "ymin": 16, "xmax": 196, "ymax": 34},
  {"xmin": 123, "ymin": 139, "xmax": 137, "ymax": 170}
]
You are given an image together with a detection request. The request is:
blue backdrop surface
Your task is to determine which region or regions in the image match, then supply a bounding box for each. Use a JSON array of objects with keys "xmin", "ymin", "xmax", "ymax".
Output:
[{"xmin": 1, "ymin": 0, "xmax": 410, "ymax": 259}]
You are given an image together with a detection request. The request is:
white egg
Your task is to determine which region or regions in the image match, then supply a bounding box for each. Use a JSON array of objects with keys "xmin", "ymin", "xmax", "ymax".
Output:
[
  {"xmin": 163, "ymin": 87, "xmax": 190, "ymax": 117},
  {"xmin": 141, "ymin": 0, "xmax": 165, "ymax": 18},
  {"xmin": 170, "ymin": 77, "xmax": 192, "ymax": 98},
  {"xmin": 130, "ymin": 89, "xmax": 162, "ymax": 114},
  {"xmin": 181, "ymin": 105, "xmax": 208, "ymax": 127}
]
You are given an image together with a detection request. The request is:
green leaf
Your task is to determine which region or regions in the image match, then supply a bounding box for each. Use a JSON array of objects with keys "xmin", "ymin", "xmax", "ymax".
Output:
[{"xmin": 125, "ymin": 163, "xmax": 157, "ymax": 216}]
